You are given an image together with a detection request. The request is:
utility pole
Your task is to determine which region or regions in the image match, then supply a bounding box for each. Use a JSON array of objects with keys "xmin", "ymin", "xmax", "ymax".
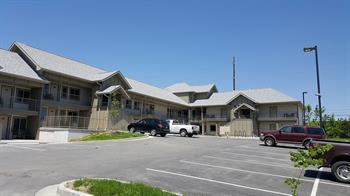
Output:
[{"xmin": 232, "ymin": 56, "xmax": 236, "ymax": 91}]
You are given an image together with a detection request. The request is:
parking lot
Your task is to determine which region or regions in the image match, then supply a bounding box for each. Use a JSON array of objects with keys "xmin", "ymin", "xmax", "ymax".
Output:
[{"xmin": 0, "ymin": 136, "xmax": 349, "ymax": 196}]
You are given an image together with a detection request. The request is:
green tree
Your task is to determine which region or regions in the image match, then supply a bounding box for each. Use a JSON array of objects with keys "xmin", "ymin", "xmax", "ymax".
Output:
[
  {"xmin": 304, "ymin": 104, "xmax": 313, "ymax": 124},
  {"xmin": 110, "ymin": 94, "xmax": 120, "ymax": 118},
  {"xmin": 285, "ymin": 144, "xmax": 333, "ymax": 196}
]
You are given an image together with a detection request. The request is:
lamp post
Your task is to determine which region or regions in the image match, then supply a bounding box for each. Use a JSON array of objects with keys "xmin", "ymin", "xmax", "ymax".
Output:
[
  {"xmin": 303, "ymin": 46, "xmax": 323, "ymax": 128},
  {"xmin": 302, "ymin": 92, "xmax": 307, "ymax": 125}
]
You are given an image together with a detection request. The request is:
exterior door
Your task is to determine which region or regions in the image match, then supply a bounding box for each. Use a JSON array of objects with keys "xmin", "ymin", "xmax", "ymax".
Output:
[{"xmin": 1, "ymin": 86, "xmax": 13, "ymax": 108}]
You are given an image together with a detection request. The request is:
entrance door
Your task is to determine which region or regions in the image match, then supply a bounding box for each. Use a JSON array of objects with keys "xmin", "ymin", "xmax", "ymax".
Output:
[{"xmin": 1, "ymin": 86, "xmax": 13, "ymax": 108}]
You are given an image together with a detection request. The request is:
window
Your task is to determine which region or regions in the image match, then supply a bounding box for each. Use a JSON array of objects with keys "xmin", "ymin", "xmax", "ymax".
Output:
[
  {"xmin": 134, "ymin": 101, "xmax": 140, "ymax": 110},
  {"xmin": 292, "ymin": 126, "xmax": 305, "ymax": 134},
  {"xmin": 280, "ymin": 126, "xmax": 292, "ymax": 133},
  {"xmin": 16, "ymin": 89, "xmax": 30, "ymax": 103},
  {"xmin": 61, "ymin": 86, "xmax": 68, "ymax": 99},
  {"xmin": 125, "ymin": 100, "xmax": 132, "ymax": 109},
  {"xmin": 210, "ymin": 125, "xmax": 216, "ymax": 132},
  {"xmin": 308, "ymin": 127, "xmax": 324, "ymax": 135},
  {"xmin": 178, "ymin": 111, "xmax": 182, "ymax": 117},
  {"xmin": 69, "ymin": 88, "xmax": 80, "ymax": 101}
]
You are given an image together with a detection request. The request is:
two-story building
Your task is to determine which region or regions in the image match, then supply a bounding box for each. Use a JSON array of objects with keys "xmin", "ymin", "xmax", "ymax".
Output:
[
  {"xmin": 0, "ymin": 41, "xmax": 302, "ymax": 142},
  {"xmin": 0, "ymin": 49, "xmax": 48, "ymax": 140}
]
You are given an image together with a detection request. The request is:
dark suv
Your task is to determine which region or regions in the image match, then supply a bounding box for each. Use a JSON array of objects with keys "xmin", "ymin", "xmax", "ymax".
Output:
[
  {"xmin": 260, "ymin": 125, "xmax": 326, "ymax": 148},
  {"xmin": 127, "ymin": 118, "xmax": 169, "ymax": 137}
]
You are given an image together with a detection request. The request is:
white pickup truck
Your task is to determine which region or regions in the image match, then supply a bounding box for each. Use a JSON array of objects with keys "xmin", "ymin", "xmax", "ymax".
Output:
[{"xmin": 166, "ymin": 119, "xmax": 200, "ymax": 137}]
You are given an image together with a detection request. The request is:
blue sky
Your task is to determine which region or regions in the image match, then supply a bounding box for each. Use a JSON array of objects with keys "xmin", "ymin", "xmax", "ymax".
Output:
[{"xmin": 1, "ymin": 0, "xmax": 349, "ymax": 117}]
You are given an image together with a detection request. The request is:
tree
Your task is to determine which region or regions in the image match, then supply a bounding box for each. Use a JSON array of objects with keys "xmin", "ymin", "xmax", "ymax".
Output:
[
  {"xmin": 285, "ymin": 144, "xmax": 333, "ymax": 196},
  {"xmin": 304, "ymin": 104, "xmax": 313, "ymax": 124},
  {"xmin": 110, "ymin": 94, "xmax": 120, "ymax": 118}
]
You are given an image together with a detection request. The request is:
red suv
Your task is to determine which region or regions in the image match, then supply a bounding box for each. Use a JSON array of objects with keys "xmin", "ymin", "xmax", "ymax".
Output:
[{"xmin": 260, "ymin": 125, "xmax": 326, "ymax": 148}]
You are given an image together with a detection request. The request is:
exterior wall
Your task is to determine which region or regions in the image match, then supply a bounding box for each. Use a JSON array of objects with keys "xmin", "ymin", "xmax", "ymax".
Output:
[
  {"xmin": 194, "ymin": 92, "xmax": 210, "ymax": 101},
  {"xmin": 174, "ymin": 92, "xmax": 193, "ymax": 103}
]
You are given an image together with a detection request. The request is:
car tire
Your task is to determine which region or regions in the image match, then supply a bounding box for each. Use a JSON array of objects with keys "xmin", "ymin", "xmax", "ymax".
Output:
[
  {"xmin": 160, "ymin": 133, "xmax": 166, "ymax": 137},
  {"xmin": 180, "ymin": 129, "xmax": 187, "ymax": 137},
  {"xmin": 331, "ymin": 161, "xmax": 350, "ymax": 183},
  {"xmin": 187, "ymin": 133, "xmax": 193, "ymax": 137},
  {"xmin": 264, "ymin": 137, "xmax": 275, "ymax": 147},
  {"xmin": 129, "ymin": 127, "xmax": 135, "ymax": 133},
  {"xmin": 150, "ymin": 129, "xmax": 157, "ymax": 136},
  {"xmin": 303, "ymin": 140, "xmax": 311, "ymax": 149}
]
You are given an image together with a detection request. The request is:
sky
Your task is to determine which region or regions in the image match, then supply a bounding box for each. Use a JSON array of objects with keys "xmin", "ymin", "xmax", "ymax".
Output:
[{"xmin": 0, "ymin": 0, "xmax": 349, "ymax": 117}]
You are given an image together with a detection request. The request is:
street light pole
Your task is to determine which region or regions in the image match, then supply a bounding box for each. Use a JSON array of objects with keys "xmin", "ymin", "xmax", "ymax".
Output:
[
  {"xmin": 302, "ymin": 91, "xmax": 307, "ymax": 125},
  {"xmin": 303, "ymin": 45, "xmax": 323, "ymax": 128}
]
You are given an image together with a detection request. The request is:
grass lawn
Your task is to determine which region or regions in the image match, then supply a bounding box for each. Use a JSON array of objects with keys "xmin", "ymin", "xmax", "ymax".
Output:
[
  {"xmin": 78, "ymin": 131, "xmax": 144, "ymax": 141},
  {"xmin": 327, "ymin": 137, "xmax": 350, "ymax": 142},
  {"xmin": 72, "ymin": 178, "xmax": 177, "ymax": 196}
]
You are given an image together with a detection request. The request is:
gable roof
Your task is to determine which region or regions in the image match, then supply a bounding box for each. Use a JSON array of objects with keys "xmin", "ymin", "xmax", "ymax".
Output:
[
  {"xmin": 126, "ymin": 78, "xmax": 188, "ymax": 106},
  {"xmin": 166, "ymin": 82, "xmax": 217, "ymax": 93},
  {"xmin": 0, "ymin": 49, "xmax": 47, "ymax": 83},
  {"xmin": 189, "ymin": 88, "xmax": 298, "ymax": 107},
  {"xmin": 11, "ymin": 42, "xmax": 130, "ymax": 87}
]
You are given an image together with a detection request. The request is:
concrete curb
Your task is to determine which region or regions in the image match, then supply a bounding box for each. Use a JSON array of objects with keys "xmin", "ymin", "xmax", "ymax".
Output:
[{"xmin": 35, "ymin": 178, "xmax": 182, "ymax": 196}]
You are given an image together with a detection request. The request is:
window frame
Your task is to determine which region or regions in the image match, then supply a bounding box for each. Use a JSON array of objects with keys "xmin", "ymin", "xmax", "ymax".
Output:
[
  {"xmin": 69, "ymin": 87, "xmax": 80, "ymax": 101},
  {"xmin": 15, "ymin": 88, "xmax": 30, "ymax": 104}
]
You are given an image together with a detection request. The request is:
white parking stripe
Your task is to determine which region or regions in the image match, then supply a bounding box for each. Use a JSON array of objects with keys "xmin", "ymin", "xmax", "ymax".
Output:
[
  {"xmin": 221, "ymin": 152, "xmax": 290, "ymax": 162},
  {"xmin": 4, "ymin": 145, "xmax": 46, "ymax": 151},
  {"xmin": 183, "ymin": 159, "xmax": 350, "ymax": 189},
  {"xmin": 311, "ymin": 167, "xmax": 323, "ymax": 196},
  {"xmin": 203, "ymin": 155, "xmax": 295, "ymax": 169},
  {"xmin": 180, "ymin": 160, "xmax": 315, "ymax": 183},
  {"xmin": 229, "ymin": 148, "xmax": 292, "ymax": 157},
  {"xmin": 146, "ymin": 168, "xmax": 291, "ymax": 196}
]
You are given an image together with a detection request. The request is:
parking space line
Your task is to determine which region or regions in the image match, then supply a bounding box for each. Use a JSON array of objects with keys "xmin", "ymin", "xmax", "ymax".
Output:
[
  {"xmin": 180, "ymin": 160, "xmax": 315, "ymax": 183},
  {"xmin": 146, "ymin": 168, "xmax": 291, "ymax": 196},
  {"xmin": 221, "ymin": 152, "xmax": 290, "ymax": 162},
  {"xmin": 228, "ymin": 148, "xmax": 292, "ymax": 157},
  {"xmin": 183, "ymin": 159, "xmax": 350, "ymax": 189},
  {"xmin": 203, "ymin": 155, "xmax": 295, "ymax": 169},
  {"xmin": 3, "ymin": 145, "xmax": 46, "ymax": 151},
  {"xmin": 310, "ymin": 167, "xmax": 322, "ymax": 196}
]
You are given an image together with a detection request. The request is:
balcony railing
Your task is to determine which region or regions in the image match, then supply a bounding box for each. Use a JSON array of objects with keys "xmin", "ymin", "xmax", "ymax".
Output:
[
  {"xmin": 41, "ymin": 116, "xmax": 105, "ymax": 129},
  {"xmin": 257, "ymin": 112, "xmax": 298, "ymax": 121},
  {"xmin": 43, "ymin": 93, "xmax": 55, "ymax": 100},
  {"xmin": 0, "ymin": 96, "xmax": 40, "ymax": 111},
  {"xmin": 204, "ymin": 114, "xmax": 229, "ymax": 121}
]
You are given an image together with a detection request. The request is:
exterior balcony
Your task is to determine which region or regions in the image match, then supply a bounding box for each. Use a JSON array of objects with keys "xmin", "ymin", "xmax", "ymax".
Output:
[
  {"xmin": 257, "ymin": 112, "xmax": 298, "ymax": 121},
  {"xmin": 0, "ymin": 96, "xmax": 41, "ymax": 116}
]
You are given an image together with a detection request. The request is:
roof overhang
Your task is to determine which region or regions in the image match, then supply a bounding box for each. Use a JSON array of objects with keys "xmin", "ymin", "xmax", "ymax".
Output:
[
  {"xmin": 96, "ymin": 85, "xmax": 130, "ymax": 99},
  {"xmin": 0, "ymin": 71, "xmax": 49, "ymax": 84}
]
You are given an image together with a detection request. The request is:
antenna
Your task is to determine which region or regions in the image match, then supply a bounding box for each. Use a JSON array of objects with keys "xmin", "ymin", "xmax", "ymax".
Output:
[{"xmin": 232, "ymin": 56, "xmax": 236, "ymax": 90}]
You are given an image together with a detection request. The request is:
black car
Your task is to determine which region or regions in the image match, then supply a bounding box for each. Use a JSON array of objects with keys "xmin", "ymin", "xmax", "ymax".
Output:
[{"xmin": 127, "ymin": 118, "xmax": 169, "ymax": 137}]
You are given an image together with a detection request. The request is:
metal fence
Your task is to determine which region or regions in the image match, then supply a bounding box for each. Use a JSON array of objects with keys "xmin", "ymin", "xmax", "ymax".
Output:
[{"xmin": 41, "ymin": 116, "xmax": 107, "ymax": 129}]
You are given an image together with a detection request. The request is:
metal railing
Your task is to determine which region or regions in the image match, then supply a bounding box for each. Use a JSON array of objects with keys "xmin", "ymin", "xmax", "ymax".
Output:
[
  {"xmin": 0, "ymin": 96, "xmax": 40, "ymax": 111},
  {"xmin": 257, "ymin": 112, "xmax": 298, "ymax": 120},
  {"xmin": 41, "ymin": 116, "xmax": 104, "ymax": 129}
]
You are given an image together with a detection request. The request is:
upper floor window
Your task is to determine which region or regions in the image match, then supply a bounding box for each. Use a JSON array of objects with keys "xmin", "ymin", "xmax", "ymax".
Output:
[
  {"xmin": 69, "ymin": 88, "xmax": 80, "ymax": 101},
  {"xmin": 101, "ymin": 95, "xmax": 108, "ymax": 107},
  {"xmin": 125, "ymin": 100, "xmax": 132, "ymax": 109},
  {"xmin": 16, "ymin": 89, "xmax": 30, "ymax": 103},
  {"xmin": 149, "ymin": 104, "xmax": 155, "ymax": 114},
  {"xmin": 178, "ymin": 111, "xmax": 182, "ymax": 117},
  {"xmin": 134, "ymin": 101, "xmax": 140, "ymax": 110},
  {"xmin": 61, "ymin": 86, "xmax": 68, "ymax": 99}
]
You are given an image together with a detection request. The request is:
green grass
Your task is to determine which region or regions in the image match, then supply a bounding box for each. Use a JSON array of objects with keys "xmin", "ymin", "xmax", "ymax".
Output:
[
  {"xmin": 78, "ymin": 131, "xmax": 144, "ymax": 141},
  {"xmin": 73, "ymin": 178, "xmax": 177, "ymax": 196},
  {"xmin": 327, "ymin": 137, "xmax": 350, "ymax": 142}
]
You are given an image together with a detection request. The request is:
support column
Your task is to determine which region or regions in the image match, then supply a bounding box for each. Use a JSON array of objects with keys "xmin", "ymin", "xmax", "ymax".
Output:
[{"xmin": 188, "ymin": 109, "xmax": 191, "ymax": 124}]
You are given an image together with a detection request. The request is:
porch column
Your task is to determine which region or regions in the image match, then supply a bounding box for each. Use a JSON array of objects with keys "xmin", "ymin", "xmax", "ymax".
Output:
[
  {"xmin": 201, "ymin": 107, "xmax": 205, "ymax": 135},
  {"xmin": 188, "ymin": 109, "xmax": 191, "ymax": 124}
]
